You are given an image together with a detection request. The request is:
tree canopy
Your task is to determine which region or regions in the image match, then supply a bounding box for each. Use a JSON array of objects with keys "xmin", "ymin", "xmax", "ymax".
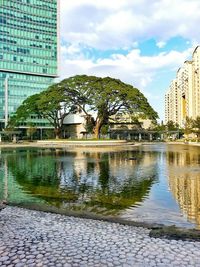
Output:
[
  {"xmin": 192, "ymin": 116, "xmax": 200, "ymax": 139},
  {"xmin": 10, "ymin": 75, "xmax": 158, "ymax": 139},
  {"xmin": 59, "ymin": 75, "xmax": 158, "ymax": 138},
  {"xmin": 166, "ymin": 120, "xmax": 180, "ymax": 131},
  {"xmin": 9, "ymin": 84, "xmax": 76, "ymax": 138}
]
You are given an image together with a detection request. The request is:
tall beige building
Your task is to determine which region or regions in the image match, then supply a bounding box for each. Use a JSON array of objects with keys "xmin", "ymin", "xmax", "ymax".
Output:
[
  {"xmin": 193, "ymin": 47, "xmax": 200, "ymax": 118},
  {"xmin": 177, "ymin": 61, "xmax": 193, "ymax": 124},
  {"xmin": 165, "ymin": 80, "xmax": 179, "ymax": 124},
  {"xmin": 165, "ymin": 46, "xmax": 200, "ymax": 127},
  {"xmin": 165, "ymin": 91, "xmax": 170, "ymax": 123}
]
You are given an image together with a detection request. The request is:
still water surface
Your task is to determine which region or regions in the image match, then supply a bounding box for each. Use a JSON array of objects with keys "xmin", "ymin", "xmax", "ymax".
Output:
[{"xmin": 0, "ymin": 144, "xmax": 200, "ymax": 228}]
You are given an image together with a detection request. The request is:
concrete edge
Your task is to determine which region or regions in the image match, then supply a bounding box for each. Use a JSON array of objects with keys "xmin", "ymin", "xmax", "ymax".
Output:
[
  {"xmin": 4, "ymin": 203, "xmax": 200, "ymax": 242},
  {"xmin": 0, "ymin": 141, "xmax": 139, "ymax": 148}
]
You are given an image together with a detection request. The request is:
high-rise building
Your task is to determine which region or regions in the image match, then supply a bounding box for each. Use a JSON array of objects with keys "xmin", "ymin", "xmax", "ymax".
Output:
[
  {"xmin": 193, "ymin": 47, "xmax": 200, "ymax": 118},
  {"xmin": 165, "ymin": 91, "xmax": 170, "ymax": 124},
  {"xmin": 0, "ymin": 0, "xmax": 59, "ymax": 128},
  {"xmin": 176, "ymin": 61, "xmax": 193, "ymax": 125},
  {"xmin": 165, "ymin": 80, "xmax": 179, "ymax": 124},
  {"xmin": 165, "ymin": 46, "xmax": 200, "ymax": 127}
]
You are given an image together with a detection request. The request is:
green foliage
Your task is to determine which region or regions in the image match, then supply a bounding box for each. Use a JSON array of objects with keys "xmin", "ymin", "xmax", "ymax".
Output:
[
  {"xmin": 184, "ymin": 117, "xmax": 193, "ymax": 137},
  {"xmin": 26, "ymin": 124, "xmax": 37, "ymax": 140},
  {"xmin": 43, "ymin": 129, "xmax": 54, "ymax": 139},
  {"xmin": 60, "ymin": 75, "xmax": 158, "ymax": 138},
  {"xmin": 166, "ymin": 120, "xmax": 180, "ymax": 131},
  {"xmin": 84, "ymin": 115, "xmax": 95, "ymax": 134},
  {"xmin": 188, "ymin": 116, "xmax": 200, "ymax": 140},
  {"xmin": 9, "ymin": 84, "xmax": 75, "ymax": 139},
  {"xmin": 193, "ymin": 116, "xmax": 200, "ymax": 128},
  {"xmin": 9, "ymin": 94, "xmax": 40, "ymax": 127},
  {"xmin": 100, "ymin": 125, "xmax": 109, "ymax": 135},
  {"xmin": 192, "ymin": 116, "xmax": 200, "ymax": 138},
  {"xmin": 130, "ymin": 116, "xmax": 143, "ymax": 128},
  {"xmin": 10, "ymin": 75, "xmax": 158, "ymax": 139},
  {"xmin": 154, "ymin": 122, "xmax": 166, "ymax": 132}
]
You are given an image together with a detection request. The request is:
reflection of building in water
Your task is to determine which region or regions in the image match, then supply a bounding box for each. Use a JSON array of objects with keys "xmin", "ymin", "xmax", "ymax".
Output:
[
  {"xmin": 0, "ymin": 156, "xmax": 8, "ymax": 202},
  {"xmin": 108, "ymin": 151, "xmax": 158, "ymax": 167},
  {"xmin": 0, "ymin": 153, "xmax": 45, "ymax": 204},
  {"xmin": 72, "ymin": 151, "xmax": 88, "ymax": 178},
  {"xmin": 166, "ymin": 149, "xmax": 200, "ymax": 227}
]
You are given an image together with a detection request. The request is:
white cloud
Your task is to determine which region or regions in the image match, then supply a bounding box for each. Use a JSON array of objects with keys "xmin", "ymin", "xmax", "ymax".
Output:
[
  {"xmin": 60, "ymin": 0, "xmax": 200, "ymax": 49},
  {"xmin": 60, "ymin": 46, "xmax": 194, "ymax": 120},
  {"xmin": 60, "ymin": 47, "xmax": 193, "ymax": 91},
  {"xmin": 156, "ymin": 42, "xmax": 166, "ymax": 49},
  {"xmin": 59, "ymin": 0, "xmax": 199, "ymax": 86},
  {"xmin": 59, "ymin": 0, "xmax": 200, "ymax": 119}
]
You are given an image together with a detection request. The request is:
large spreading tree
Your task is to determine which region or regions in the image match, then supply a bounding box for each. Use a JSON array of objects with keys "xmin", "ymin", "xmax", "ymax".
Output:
[
  {"xmin": 59, "ymin": 75, "xmax": 158, "ymax": 138},
  {"xmin": 10, "ymin": 75, "xmax": 158, "ymax": 139}
]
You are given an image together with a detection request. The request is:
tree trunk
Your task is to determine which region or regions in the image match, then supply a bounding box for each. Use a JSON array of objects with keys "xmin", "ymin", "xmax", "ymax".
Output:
[
  {"xmin": 94, "ymin": 120, "xmax": 102, "ymax": 139},
  {"xmin": 54, "ymin": 128, "xmax": 61, "ymax": 139}
]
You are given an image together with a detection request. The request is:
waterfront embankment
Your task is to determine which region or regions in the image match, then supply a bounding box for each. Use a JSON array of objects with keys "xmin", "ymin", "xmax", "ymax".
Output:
[
  {"xmin": 0, "ymin": 140, "xmax": 138, "ymax": 149},
  {"xmin": 167, "ymin": 141, "xmax": 200, "ymax": 147},
  {"xmin": 2, "ymin": 140, "xmax": 200, "ymax": 149}
]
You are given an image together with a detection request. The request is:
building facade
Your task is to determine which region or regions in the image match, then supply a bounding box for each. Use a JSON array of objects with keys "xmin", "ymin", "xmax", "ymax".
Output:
[
  {"xmin": 165, "ymin": 46, "xmax": 200, "ymax": 127},
  {"xmin": 0, "ymin": 0, "xmax": 59, "ymax": 128},
  {"xmin": 165, "ymin": 80, "xmax": 179, "ymax": 124},
  {"xmin": 193, "ymin": 47, "xmax": 200, "ymax": 118},
  {"xmin": 176, "ymin": 61, "xmax": 194, "ymax": 125}
]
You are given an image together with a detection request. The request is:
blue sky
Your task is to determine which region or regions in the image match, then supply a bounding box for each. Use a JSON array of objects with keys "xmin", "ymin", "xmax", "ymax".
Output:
[{"xmin": 60, "ymin": 0, "xmax": 200, "ymax": 120}]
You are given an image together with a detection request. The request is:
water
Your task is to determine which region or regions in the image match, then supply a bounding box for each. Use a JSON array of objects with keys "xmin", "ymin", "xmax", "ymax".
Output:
[{"xmin": 0, "ymin": 144, "xmax": 200, "ymax": 228}]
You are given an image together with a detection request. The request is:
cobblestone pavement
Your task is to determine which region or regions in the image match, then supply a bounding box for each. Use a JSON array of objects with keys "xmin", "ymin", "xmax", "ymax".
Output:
[{"xmin": 0, "ymin": 207, "xmax": 200, "ymax": 267}]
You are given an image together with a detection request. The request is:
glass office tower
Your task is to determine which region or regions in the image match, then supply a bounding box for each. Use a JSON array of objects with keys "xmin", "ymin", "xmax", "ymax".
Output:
[{"xmin": 0, "ymin": 0, "xmax": 59, "ymax": 128}]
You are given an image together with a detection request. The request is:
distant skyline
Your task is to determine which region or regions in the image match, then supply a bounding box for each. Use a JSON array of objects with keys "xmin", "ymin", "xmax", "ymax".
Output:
[{"xmin": 60, "ymin": 0, "xmax": 200, "ymax": 120}]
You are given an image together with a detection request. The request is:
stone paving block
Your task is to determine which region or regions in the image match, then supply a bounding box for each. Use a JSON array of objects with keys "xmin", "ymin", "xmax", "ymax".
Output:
[{"xmin": 0, "ymin": 206, "xmax": 200, "ymax": 267}]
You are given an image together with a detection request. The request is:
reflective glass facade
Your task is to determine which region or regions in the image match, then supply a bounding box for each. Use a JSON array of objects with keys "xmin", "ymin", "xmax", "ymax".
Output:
[{"xmin": 0, "ymin": 0, "xmax": 58, "ymax": 124}]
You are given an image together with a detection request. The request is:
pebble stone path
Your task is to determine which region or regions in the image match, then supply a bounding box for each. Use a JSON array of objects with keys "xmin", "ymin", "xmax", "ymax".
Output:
[{"xmin": 0, "ymin": 207, "xmax": 200, "ymax": 267}]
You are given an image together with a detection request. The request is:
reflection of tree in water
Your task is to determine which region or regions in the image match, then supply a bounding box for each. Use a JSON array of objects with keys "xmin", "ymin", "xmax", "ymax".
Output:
[
  {"xmin": 6, "ymin": 148, "xmax": 157, "ymax": 215},
  {"xmin": 6, "ymin": 149, "xmax": 79, "ymax": 206},
  {"xmin": 86, "ymin": 152, "xmax": 156, "ymax": 215}
]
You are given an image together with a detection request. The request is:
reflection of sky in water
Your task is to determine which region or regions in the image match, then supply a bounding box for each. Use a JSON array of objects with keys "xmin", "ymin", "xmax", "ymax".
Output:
[{"xmin": 0, "ymin": 144, "xmax": 200, "ymax": 228}]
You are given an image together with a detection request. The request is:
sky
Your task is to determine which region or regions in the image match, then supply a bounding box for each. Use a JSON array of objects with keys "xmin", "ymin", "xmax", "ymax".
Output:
[{"xmin": 59, "ymin": 0, "xmax": 200, "ymax": 120}]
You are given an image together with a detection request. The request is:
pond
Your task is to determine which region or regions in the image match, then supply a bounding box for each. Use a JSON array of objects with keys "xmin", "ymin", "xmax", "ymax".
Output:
[{"xmin": 0, "ymin": 144, "xmax": 200, "ymax": 229}]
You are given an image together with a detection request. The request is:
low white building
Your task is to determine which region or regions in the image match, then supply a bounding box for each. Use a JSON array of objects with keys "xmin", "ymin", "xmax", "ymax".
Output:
[{"xmin": 63, "ymin": 113, "xmax": 86, "ymax": 139}]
